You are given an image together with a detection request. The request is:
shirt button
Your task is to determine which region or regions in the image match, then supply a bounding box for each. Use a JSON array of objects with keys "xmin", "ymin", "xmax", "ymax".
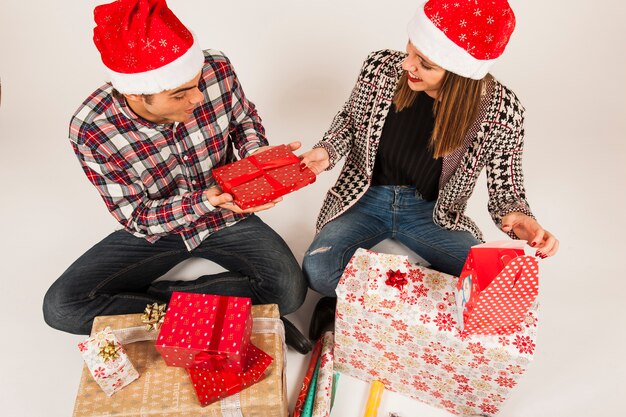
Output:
[
  {"xmin": 183, "ymin": 155, "xmax": 189, "ymax": 161},
  {"xmin": 192, "ymin": 180, "xmax": 197, "ymax": 185}
]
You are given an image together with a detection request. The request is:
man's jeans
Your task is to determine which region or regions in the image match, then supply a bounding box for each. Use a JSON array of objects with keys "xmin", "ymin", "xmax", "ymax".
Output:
[
  {"xmin": 43, "ymin": 215, "xmax": 306, "ymax": 334},
  {"xmin": 303, "ymin": 186, "xmax": 480, "ymax": 297}
]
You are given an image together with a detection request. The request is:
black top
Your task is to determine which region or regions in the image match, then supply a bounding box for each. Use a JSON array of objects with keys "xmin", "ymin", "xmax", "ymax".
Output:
[{"xmin": 371, "ymin": 92, "xmax": 442, "ymax": 201}]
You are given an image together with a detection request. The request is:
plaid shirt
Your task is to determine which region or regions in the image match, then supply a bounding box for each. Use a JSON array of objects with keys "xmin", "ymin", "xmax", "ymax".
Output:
[{"xmin": 69, "ymin": 50, "xmax": 268, "ymax": 250}]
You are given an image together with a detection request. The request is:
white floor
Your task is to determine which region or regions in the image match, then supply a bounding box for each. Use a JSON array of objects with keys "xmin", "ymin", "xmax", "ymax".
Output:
[{"xmin": 1, "ymin": 1, "xmax": 625, "ymax": 415}]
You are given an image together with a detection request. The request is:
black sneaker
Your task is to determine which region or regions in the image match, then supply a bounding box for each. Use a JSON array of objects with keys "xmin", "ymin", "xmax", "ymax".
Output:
[
  {"xmin": 280, "ymin": 316, "xmax": 313, "ymax": 354},
  {"xmin": 308, "ymin": 296, "xmax": 337, "ymax": 341}
]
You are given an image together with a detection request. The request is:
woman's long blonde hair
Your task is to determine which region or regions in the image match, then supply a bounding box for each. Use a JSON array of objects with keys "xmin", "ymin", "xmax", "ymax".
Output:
[{"xmin": 393, "ymin": 71, "xmax": 488, "ymax": 158}]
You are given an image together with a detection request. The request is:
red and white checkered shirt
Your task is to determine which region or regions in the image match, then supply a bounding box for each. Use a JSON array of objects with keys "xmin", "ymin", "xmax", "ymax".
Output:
[{"xmin": 69, "ymin": 50, "xmax": 267, "ymax": 250}]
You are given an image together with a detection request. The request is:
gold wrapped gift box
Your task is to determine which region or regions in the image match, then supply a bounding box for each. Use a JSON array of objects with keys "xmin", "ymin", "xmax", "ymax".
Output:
[{"xmin": 72, "ymin": 304, "xmax": 287, "ymax": 417}]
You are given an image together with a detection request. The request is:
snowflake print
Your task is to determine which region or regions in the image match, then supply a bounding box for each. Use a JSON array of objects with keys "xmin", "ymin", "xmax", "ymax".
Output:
[
  {"xmin": 417, "ymin": 298, "xmax": 434, "ymax": 312},
  {"xmin": 172, "ymin": 45, "xmax": 180, "ymax": 53},
  {"xmin": 78, "ymin": 342, "xmax": 87, "ymax": 352},
  {"xmin": 343, "ymin": 265, "xmax": 357, "ymax": 278},
  {"xmin": 434, "ymin": 312, "xmax": 456, "ymax": 332},
  {"xmin": 454, "ymin": 3, "xmax": 460, "ymax": 8},
  {"xmin": 442, "ymin": 3, "xmax": 449, "ymax": 10},
  {"xmin": 489, "ymin": 393, "xmax": 506, "ymax": 404},
  {"xmin": 384, "ymin": 351, "xmax": 399, "ymax": 362},
  {"xmin": 459, "ymin": 33, "xmax": 467, "ymax": 42},
  {"xmin": 141, "ymin": 38, "xmax": 156, "ymax": 52},
  {"xmin": 459, "ymin": 19, "xmax": 467, "ymax": 27},
  {"xmin": 353, "ymin": 330, "xmax": 371, "ymax": 344},
  {"xmin": 419, "ymin": 314, "xmax": 431, "ymax": 324},
  {"xmin": 441, "ymin": 399, "xmax": 456, "ymax": 410},
  {"xmin": 123, "ymin": 54, "xmax": 138, "ymax": 67},
  {"xmin": 480, "ymin": 403, "xmax": 498, "ymax": 414},
  {"xmin": 498, "ymin": 336, "xmax": 510, "ymax": 346},
  {"xmin": 159, "ymin": 39, "xmax": 167, "ymax": 47},
  {"xmin": 413, "ymin": 284, "xmax": 429, "ymax": 298},
  {"xmin": 486, "ymin": 34, "xmax": 494, "ymax": 44},
  {"xmin": 127, "ymin": 41, "xmax": 136, "ymax": 49},
  {"xmin": 431, "ymin": 12, "xmax": 443, "ymax": 27},
  {"xmin": 436, "ymin": 302, "xmax": 447, "ymax": 312},
  {"xmin": 473, "ymin": 8, "xmax": 482, "ymax": 16},
  {"xmin": 495, "ymin": 376, "xmax": 516, "ymax": 388},
  {"xmin": 380, "ymin": 299, "xmax": 397, "ymax": 309},
  {"xmin": 467, "ymin": 342, "xmax": 486, "ymax": 355},
  {"xmin": 523, "ymin": 313, "xmax": 538, "ymax": 328},
  {"xmin": 443, "ymin": 292, "xmax": 455, "ymax": 305},
  {"xmin": 513, "ymin": 335, "xmax": 536, "ymax": 354},
  {"xmin": 412, "ymin": 380, "xmax": 430, "ymax": 391},
  {"xmin": 458, "ymin": 384, "xmax": 473, "ymax": 394},
  {"xmin": 421, "ymin": 353, "xmax": 441, "ymax": 365},
  {"xmin": 487, "ymin": 16, "xmax": 494, "ymax": 24},
  {"xmin": 345, "ymin": 278, "xmax": 361, "ymax": 293},
  {"xmin": 481, "ymin": 374, "xmax": 493, "ymax": 381},
  {"xmin": 391, "ymin": 319, "xmax": 408, "ymax": 332},
  {"xmin": 345, "ymin": 293, "xmax": 357, "ymax": 303},
  {"xmin": 397, "ymin": 332, "xmax": 413, "ymax": 344},
  {"xmin": 441, "ymin": 363, "xmax": 456, "ymax": 373},
  {"xmin": 472, "ymin": 30, "xmax": 479, "ymax": 37},
  {"xmin": 506, "ymin": 364, "xmax": 524, "ymax": 375},
  {"xmin": 349, "ymin": 359, "xmax": 366, "ymax": 370},
  {"xmin": 425, "ymin": 273, "xmax": 446, "ymax": 290},
  {"xmin": 373, "ymin": 341, "xmax": 385, "ymax": 351},
  {"xmin": 432, "ymin": 391, "xmax": 444, "ymax": 399},
  {"xmin": 408, "ymin": 268, "xmax": 425, "ymax": 282}
]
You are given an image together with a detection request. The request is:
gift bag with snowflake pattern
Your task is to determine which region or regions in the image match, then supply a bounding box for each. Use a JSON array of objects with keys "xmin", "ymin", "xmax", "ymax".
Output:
[{"xmin": 334, "ymin": 248, "xmax": 539, "ymax": 416}]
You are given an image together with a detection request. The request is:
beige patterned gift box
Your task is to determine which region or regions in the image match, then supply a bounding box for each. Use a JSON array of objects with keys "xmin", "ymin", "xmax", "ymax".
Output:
[
  {"xmin": 334, "ymin": 249, "xmax": 539, "ymax": 416},
  {"xmin": 72, "ymin": 304, "xmax": 287, "ymax": 417}
]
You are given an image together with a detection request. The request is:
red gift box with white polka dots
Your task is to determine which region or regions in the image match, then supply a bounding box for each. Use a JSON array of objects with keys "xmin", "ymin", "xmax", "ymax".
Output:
[
  {"xmin": 212, "ymin": 145, "xmax": 316, "ymax": 209},
  {"xmin": 155, "ymin": 292, "xmax": 253, "ymax": 373},
  {"xmin": 187, "ymin": 343, "xmax": 273, "ymax": 407},
  {"xmin": 455, "ymin": 241, "xmax": 539, "ymax": 336}
]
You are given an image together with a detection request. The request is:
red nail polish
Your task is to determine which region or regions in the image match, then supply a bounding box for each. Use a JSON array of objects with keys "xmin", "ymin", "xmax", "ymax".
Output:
[{"xmin": 530, "ymin": 242, "xmax": 536, "ymax": 247}]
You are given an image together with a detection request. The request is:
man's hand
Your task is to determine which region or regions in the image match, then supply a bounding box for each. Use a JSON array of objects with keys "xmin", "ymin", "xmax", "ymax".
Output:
[
  {"xmin": 253, "ymin": 141, "xmax": 301, "ymax": 155},
  {"xmin": 501, "ymin": 212, "xmax": 559, "ymax": 258},
  {"xmin": 299, "ymin": 147, "xmax": 330, "ymax": 175},
  {"xmin": 205, "ymin": 186, "xmax": 282, "ymax": 214}
]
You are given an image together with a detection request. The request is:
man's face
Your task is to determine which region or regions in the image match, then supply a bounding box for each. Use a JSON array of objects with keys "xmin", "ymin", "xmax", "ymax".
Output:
[{"xmin": 127, "ymin": 72, "xmax": 204, "ymax": 124}]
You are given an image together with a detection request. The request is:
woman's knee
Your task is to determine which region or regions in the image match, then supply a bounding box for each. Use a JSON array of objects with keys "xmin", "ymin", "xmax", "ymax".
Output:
[{"xmin": 302, "ymin": 246, "xmax": 341, "ymax": 297}]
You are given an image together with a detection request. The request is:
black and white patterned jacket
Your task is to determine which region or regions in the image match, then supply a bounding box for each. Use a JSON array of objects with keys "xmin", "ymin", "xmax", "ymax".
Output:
[{"xmin": 313, "ymin": 49, "xmax": 534, "ymax": 241}]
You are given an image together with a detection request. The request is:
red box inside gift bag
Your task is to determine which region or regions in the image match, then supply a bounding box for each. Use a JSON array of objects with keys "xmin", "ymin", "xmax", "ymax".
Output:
[
  {"xmin": 155, "ymin": 292, "xmax": 253, "ymax": 372},
  {"xmin": 455, "ymin": 240, "xmax": 539, "ymax": 335},
  {"xmin": 211, "ymin": 144, "xmax": 316, "ymax": 209}
]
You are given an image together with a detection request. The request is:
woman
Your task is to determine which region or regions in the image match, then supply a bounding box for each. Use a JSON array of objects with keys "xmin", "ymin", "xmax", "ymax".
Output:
[{"xmin": 300, "ymin": 0, "xmax": 559, "ymax": 339}]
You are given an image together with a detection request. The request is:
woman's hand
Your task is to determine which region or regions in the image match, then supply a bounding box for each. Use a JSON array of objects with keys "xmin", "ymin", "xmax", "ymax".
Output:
[
  {"xmin": 299, "ymin": 147, "xmax": 330, "ymax": 175},
  {"xmin": 501, "ymin": 212, "xmax": 559, "ymax": 258}
]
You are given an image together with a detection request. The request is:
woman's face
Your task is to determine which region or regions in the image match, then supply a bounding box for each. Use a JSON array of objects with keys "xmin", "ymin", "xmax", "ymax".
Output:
[{"xmin": 402, "ymin": 41, "xmax": 446, "ymax": 98}]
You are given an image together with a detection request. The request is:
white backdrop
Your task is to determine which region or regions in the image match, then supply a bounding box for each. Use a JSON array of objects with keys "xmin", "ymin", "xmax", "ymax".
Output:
[{"xmin": 1, "ymin": 1, "xmax": 625, "ymax": 416}]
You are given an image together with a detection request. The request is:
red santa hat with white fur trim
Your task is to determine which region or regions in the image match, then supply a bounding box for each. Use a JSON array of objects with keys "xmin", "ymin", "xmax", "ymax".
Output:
[
  {"xmin": 93, "ymin": 0, "xmax": 204, "ymax": 94},
  {"xmin": 407, "ymin": 0, "xmax": 516, "ymax": 80}
]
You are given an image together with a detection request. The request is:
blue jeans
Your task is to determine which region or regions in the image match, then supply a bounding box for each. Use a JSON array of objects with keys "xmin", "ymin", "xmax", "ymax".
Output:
[
  {"xmin": 43, "ymin": 215, "xmax": 306, "ymax": 334},
  {"xmin": 303, "ymin": 186, "xmax": 480, "ymax": 297}
]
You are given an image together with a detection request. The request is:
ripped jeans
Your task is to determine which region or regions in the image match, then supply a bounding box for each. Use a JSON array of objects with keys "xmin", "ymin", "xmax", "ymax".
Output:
[{"xmin": 302, "ymin": 186, "xmax": 480, "ymax": 297}]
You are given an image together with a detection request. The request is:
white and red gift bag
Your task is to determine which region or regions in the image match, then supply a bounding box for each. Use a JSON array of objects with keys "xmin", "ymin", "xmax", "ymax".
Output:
[
  {"xmin": 455, "ymin": 241, "xmax": 539, "ymax": 336},
  {"xmin": 334, "ymin": 248, "xmax": 539, "ymax": 416}
]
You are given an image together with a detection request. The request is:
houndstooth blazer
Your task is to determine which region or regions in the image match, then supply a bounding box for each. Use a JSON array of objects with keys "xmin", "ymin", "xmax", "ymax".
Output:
[{"xmin": 313, "ymin": 49, "xmax": 534, "ymax": 241}]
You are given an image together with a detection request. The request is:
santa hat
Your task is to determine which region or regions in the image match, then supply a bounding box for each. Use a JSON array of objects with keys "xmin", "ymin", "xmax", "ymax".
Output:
[
  {"xmin": 407, "ymin": 0, "xmax": 516, "ymax": 79},
  {"xmin": 93, "ymin": 0, "xmax": 204, "ymax": 94}
]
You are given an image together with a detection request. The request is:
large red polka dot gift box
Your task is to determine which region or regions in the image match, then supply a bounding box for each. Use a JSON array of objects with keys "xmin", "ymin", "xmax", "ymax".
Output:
[
  {"xmin": 454, "ymin": 241, "xmax": 539, "ymax": 336},
  {"xmin": 155, "ymin": 292, "xmax": 253, "ymax": 372},
  {"xmin": 212, "ymin": 145, "xmax": 316, "ymax": 209}
]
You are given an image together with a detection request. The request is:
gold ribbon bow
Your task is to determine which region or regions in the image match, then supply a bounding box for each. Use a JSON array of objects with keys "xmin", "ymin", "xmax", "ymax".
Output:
[
  {"xmin": 141, "ymin": 303, "xmax": 166, "ymax": 331},
  {"xmin": 98, "ymin": 341, "xmax": 120, "ymax": 362}
]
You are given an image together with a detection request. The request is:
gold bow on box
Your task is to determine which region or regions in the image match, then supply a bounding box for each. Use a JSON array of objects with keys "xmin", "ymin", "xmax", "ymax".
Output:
[{"xmin": 141, "ymin": 303, "xmax": 166, "ymax": 331}]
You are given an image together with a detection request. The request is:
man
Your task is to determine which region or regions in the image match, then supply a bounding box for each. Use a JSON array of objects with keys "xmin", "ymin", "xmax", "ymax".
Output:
[{"xmin": 43, "ymin": 0, "xmax": 312, "ymax": 354}]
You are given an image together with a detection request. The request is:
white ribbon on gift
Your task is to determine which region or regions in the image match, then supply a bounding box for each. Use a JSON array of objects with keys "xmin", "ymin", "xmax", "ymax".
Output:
[{"xmin": 112, "ymin": 315, "xmax": 286, "ymax": 416}]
